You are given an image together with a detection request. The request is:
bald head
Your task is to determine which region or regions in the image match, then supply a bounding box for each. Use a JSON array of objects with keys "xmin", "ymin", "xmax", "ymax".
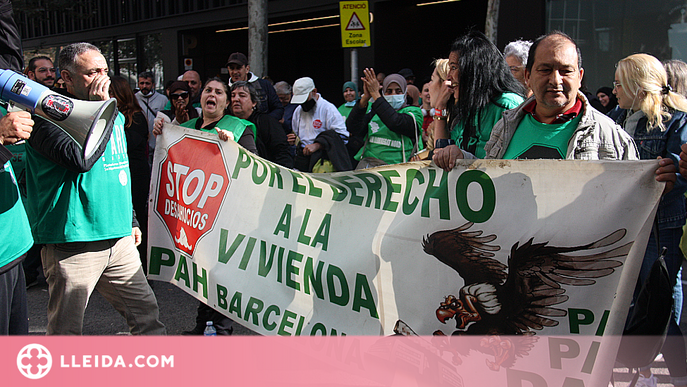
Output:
[{"xmin": 182, "ymin": 70, "xmax": 201, "ymax": 98}]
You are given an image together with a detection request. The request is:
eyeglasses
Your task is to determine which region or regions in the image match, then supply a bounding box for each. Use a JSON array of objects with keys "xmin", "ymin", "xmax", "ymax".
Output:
[
  {"xmin": 170, "ymin": 92, "xmax": 189, "ymax": 99},
  {"xmin": 613, "ymin": 81, "xmax": 621, "ymax": 89}
]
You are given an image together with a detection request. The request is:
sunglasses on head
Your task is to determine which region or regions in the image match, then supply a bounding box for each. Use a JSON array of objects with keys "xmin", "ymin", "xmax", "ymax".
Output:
[{"xmin": 171, "ymin": 91, "xmax": 189, "ymax": 99}]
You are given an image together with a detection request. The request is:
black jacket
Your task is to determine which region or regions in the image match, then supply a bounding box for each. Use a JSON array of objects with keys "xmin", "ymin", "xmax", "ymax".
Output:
[
  {"xmin": 311, "ymin": 129, "xmax": 353, "ymax": 172},
  {"xmin": 346, "ymin": 97, "xmax": 418, "ymax": 142},
  {"xmin": 248, "ymin": 110, "xmax": 294, "ymax": 168}
]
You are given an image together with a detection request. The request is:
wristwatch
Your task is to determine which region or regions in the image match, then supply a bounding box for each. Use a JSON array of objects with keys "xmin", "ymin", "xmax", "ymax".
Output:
[{"xmin": 434, "ymin": 139, "xmax": 455, "ymax": 149}]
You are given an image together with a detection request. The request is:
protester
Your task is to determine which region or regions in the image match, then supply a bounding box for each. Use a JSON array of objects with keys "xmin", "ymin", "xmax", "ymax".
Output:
[
  {"xmin": 665, "ymin": 59, "xmax": 687, "ymax": 98},
  {"xmin": 420, "ymin": 80, "xmax": 432, "ymax": 130},
  {"xmin": 167, "ymin": 77, "xmax": 257, "ymax": 336},
  {"xmin": 230, "ymin": 81, "xmax": 293, "ymax": 168},
  {"xmin": 398, "ymin": 68, "xmax": 415, "ymax": 85},
  {"xmin": 503, "ymin": 39, "xmax": 532, "ymax": 95},
  {"xmin": 25, "ymin": 42, "xmax": 166, "ymax": 335},
  {"xmin": 226, "ymin": 52, "xmax": 283, "ymax": 121},
  {"xmin": 135, "ymin": 71, "xmax": 168, "ymax": 160},
  {"xmin": 595, "ymin": 86, "xmax": 617, "ymax": 114},
  {"xmin": 182, "ymin": 70, "xmax": 202, "ymax": 107},
  {"xmin": 433, "ymin": 30, "xmax": 525, "ymax": 166},
  {"xmin": 376, "ymin": 72, "xmax": 386, "ymax": 86},
  {"xmin": 406, "ymin": 84, "xmax": 421, "ymax": 107},
  {"xmin": 614, "ymin": 53, "xmax": 687, "ymax": 387},
  {"xmin": 170, "ymin": 78, "xmax": 257, "ymax": 152},
  {"xmin": 288, "ymin": 77, "xmax": 350, "ymax": 172},
  {"xmin": 420, "ymin": 58, "xmax": 452, "ymax": 158},
  {"xmin": 109, "ymin": 75, "xmax": 151, "ymax": 273},
  {"xmin": 25, "ymin": 55, "xmax": 56, "ymax": 88},
  {"xmin": 54, "ymin": 76, "xmax": 66, "ymax": 89},
  {"xmin": 433, "ymin": 32, "xmax": 676, "ymax": 192},
  {"xmin": 274, "ymin": 80, "xmax": 296, "ymax": 135},
  {"xmin": 346, "ymin": 71, "xmax": 422, "ymax": 168},
  {"xmin": 153, "ymin": 80, "xmax": 201, "ymax": 133},
  {"xmin": 338, "ymin": 81, "xmax": 359, "ymax": 120},
  {"xmin": 18, "ymin": 55, "xmax": 54, "ymax": 287},
  {"xmin": 0, "ymin": 0, "xmax": 34, "ymax": 334}
]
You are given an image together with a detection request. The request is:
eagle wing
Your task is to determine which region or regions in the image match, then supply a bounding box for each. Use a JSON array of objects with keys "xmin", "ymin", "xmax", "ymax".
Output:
[
  {"xmin": 501, "ymin": 229, "xmax": 631, "ymax": 334},
  {"xmin": 423, "ymin": 222, "xmax": 505, "ymax": 285}
]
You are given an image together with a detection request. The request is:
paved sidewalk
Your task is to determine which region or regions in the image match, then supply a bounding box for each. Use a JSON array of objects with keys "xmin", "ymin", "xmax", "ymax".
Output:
[{"xmin": 26, "ymin": 277, "xmax": 257, "ymax": 336}]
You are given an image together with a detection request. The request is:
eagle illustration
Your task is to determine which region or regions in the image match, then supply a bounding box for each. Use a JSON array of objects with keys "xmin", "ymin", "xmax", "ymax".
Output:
[{"xmin": 420, "ymin": 222, "xmax": 632, "ymax": 369}]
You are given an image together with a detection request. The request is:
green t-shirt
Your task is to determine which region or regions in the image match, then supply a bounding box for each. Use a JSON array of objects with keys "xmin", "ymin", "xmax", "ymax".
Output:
[
  {"xmin": 450, "ymin": 92, "xmax": 523, "ymax": 159},
  {"xmin": 26, "ymin": 113, "xmax": 133, "ymax": 244},
  {"xmin": 0, "ymin": 159, "xmax": 33, "ymax": 269},
  {"xmin": 502, "ymin": 113, "xmax": 583, "ymax": 159}
]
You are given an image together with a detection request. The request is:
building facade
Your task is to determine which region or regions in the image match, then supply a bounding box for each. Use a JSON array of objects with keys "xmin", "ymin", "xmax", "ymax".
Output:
[{"xmin": 16, "ymin": 0, "xmax": 687, "ymax": 102}]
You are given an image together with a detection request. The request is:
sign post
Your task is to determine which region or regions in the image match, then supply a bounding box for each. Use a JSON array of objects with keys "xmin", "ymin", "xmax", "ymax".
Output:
[
  {"xmin": 340, "ymin": 1, "xmax": 370, "ymax": 91},
  {"xmin": 339, "ymin": 1, "xmax": 370, "ymax": 48}
]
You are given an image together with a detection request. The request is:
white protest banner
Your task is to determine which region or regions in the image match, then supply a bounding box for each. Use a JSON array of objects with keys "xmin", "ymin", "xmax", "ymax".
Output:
[{"xmin": 148, "ymin": 124, "xmax": 662, "ymax": 386}]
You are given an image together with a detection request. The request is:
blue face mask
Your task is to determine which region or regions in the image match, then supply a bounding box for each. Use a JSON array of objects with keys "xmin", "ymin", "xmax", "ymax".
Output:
[
  {"xmin": 344, "ymin": 101, "xmax": 356, "ymax": 107},
  {"xmin": 384, "ymin": 94, "xmax": 405, "ymax": 110}
]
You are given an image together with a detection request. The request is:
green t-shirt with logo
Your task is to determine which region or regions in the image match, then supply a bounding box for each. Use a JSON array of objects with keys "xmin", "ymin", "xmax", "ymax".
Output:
[
  {"xmin": 451, "ymin": 92, "xmax": 523, "ymax": 159},
  {"xmin": 502, "ymin": 113, "xmax": 583, "ymax": 160},
  {"xmin": 26, "ymin": 113, "xmax": 133, "ymax": 244}
]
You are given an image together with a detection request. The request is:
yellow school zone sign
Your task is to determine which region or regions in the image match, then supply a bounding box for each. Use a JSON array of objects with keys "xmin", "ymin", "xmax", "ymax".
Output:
[{"xmin": 340, "ymin": 1, "xmax": 370, "ymax": 47}]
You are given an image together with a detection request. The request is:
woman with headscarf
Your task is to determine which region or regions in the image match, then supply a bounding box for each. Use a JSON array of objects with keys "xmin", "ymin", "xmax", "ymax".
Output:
[
  {"xmin": 338, "ymin": 81, "xmax": 359, "ymax": 120},
  {"xmin": 433, "ymin": 31, "xmax": 525, "ymax": 170},
  {"xmin": 346, "ymin": 69, "xmax": 423, "ymax": 168},
  {"xmin": 595, "ymin": 86, "xmax": 618, "ymax": 114},
  {"xmin": 613, "ymin": 53, "xmax": 687, "ymax": 387}
]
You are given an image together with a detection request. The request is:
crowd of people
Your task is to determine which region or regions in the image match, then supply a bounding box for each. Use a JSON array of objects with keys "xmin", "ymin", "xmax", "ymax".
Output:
[{"xmin": 1, "ymin": 0, "xmax": 687, "ymax": 383}]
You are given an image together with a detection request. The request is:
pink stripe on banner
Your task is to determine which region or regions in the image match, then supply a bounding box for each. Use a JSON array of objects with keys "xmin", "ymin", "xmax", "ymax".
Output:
[{"xmin": 2, "ymin": 335, "xmax": 628, "ymax": 386}]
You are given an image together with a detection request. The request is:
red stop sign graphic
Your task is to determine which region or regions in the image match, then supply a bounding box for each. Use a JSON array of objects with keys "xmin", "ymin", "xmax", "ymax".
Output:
[{"xmin": 155, "ymin": 137, "xmax": 230, "ymax": 256}]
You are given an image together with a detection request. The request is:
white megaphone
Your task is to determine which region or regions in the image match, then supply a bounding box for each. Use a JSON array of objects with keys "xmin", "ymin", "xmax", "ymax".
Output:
[{"xmin": 0, "ymin": 69, "xmax": 118, "ymax": 163}]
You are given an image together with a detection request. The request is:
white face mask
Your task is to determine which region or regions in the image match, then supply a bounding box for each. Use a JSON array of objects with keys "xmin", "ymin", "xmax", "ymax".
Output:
[{"xmin": 384, "ymin": 94, "xmax": 405, "ymax": 110}]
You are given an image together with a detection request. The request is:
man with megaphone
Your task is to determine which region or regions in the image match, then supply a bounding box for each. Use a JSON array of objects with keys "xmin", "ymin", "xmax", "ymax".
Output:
[{"xmin": 24, "ymin": 42, "xmax": 166, "ymax": 335}]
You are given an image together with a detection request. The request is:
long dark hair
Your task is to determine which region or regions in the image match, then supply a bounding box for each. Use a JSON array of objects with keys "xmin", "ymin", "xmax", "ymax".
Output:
[
  {"xmin": 109, "ymin": 75, "xmax": 143, "ymax": 128},
  {"xmin": 450, "ymin": 30, "xmax": 525, "ymax": 150}
]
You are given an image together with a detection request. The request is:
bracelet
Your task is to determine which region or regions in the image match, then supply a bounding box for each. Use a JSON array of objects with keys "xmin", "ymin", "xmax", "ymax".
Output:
[
  {"xmin": 434, "ymin": 139, "xmax": 455, "ymax": 149},
  {"xmin": 434, "ymin": 116, "xmax": 447, "ymax": 121},
  {"xmin": 434, "ymin": 108, "xmax": 447, "ymax": 118}
]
